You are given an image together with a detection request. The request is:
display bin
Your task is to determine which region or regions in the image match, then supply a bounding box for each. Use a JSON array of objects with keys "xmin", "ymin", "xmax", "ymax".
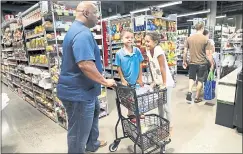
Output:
[
  {"xmin": 233, "ymin": 70, "xmax": 242, "ymax": 132},
  {"xmin": 122, "ymin": 114, "xmax": 170, "ymax": 151},
  {"xmin": 215, "ymin": 100, "xmax": 235, "ymax": 128}
]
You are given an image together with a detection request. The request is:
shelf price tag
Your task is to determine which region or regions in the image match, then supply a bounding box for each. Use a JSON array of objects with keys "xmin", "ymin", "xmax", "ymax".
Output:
[{"xmin": 56, "ymin": 9, "xmax": 63, "ymax": 16}]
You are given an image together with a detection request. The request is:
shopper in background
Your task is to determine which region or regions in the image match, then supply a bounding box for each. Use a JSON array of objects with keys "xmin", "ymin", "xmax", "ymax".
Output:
[
  {"xmin": 203, "ymin": 29, "xmax": 218, "ymax": 75},
  {"xmin": 145, "ymin": 32, "xmax": 175, "ymax": 133},
  {"xmin": 57, "ymin": 2, "xmax": 116, "ymax": 153},
  {"xmin": 114, "ymin": 28, "xmax": 144, "ymax": 122},
  {"xmin": 183, "ymin": 22, "xmax": 214, "ymax": 103}
]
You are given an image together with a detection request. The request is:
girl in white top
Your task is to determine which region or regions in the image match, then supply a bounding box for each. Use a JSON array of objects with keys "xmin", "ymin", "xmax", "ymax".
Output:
[{"xmin": 145, "ymin": 32, "xmax": 175, "ymax": 132}]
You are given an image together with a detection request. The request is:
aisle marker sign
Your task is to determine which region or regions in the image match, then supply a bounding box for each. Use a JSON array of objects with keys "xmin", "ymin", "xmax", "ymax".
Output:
[{"xmin": 135, "ymin": 16, "xmax": 145, "ymax": 27}]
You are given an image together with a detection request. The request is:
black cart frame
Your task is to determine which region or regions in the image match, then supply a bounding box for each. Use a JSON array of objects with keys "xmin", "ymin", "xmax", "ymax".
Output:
[{"xmin": 109, "ymin": 84, "xmax": 171, "ymax": 153}]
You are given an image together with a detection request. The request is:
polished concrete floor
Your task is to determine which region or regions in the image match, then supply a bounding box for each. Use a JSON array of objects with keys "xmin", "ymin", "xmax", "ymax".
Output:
[{"xmin": 1, "ymin": 74, "xmax": 242, "ymax": 153}]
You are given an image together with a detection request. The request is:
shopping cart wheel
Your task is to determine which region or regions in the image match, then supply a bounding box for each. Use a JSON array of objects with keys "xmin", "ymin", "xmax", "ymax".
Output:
[{"xmin": 109, "ymin": 140, "xmax": 120, "ymax": 152}]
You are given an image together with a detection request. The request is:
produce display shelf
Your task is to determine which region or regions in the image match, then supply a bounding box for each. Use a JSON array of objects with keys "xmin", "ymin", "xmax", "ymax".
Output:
[
  {"xmin": 26, "ymin": 33, "xmax": 44, "ymax": 39},
  {"xmin": 2, "ymin": 47, "xmax": 14, "ymax": 52},
  {"xmin": 36, "ymin": 99, "xmax": 54, "ymax": 111},
  {"xmin": 12, "ymin": 82, "xmax": 21, "ymax": 87},
  {"xmin": 1, "ymin": 79, "xmax": 8, "ymax": 85},
  {"xmin": 37, "ymin": 107, "xmax": 57, "ymax": 123},
  {"xmin": 27, "ymin": 48, "xmax": 45, "ymax": 51},
  {"xmin": 22, "ymin": 84, "xmax": 33, "ymax": 91},
  {"xmin": 30, "ymin": 63, "xmax": 49, "ymax": 68},
  {"xmin": 23, "ymin": 18, "xmax": 42, "ymax": 28},
  {"xmin": 59, "ymin": 122, "xmax": 67, "ymax": 130},
  {"xmin": 22, "ymin": 89, "xmax": 34, "ymax": 98}
]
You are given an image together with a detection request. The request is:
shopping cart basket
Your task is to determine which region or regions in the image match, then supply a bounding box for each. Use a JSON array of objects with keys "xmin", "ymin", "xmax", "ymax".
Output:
[{"xmin": 109, "ymin": 83, "xmax": 171, "ymax": 153}]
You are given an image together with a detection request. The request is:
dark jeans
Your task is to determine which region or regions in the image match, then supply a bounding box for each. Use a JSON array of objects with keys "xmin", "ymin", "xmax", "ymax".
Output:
[{"xmin": 62, "ymin": 97, "xmax": 100, "ymax": 153}]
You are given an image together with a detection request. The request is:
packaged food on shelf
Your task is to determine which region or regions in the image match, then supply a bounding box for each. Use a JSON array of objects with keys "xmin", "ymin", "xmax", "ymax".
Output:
[
  {"xmin": 46, "ymin": 45, "xmax": 54, "ymax": 52},
  {"xmin": 43, "ymin": 21, "xmax": 53, "ymax": 29},
  {"xmin": 22, "ymin": 8, "xmax": 41, "ymax": 27}
]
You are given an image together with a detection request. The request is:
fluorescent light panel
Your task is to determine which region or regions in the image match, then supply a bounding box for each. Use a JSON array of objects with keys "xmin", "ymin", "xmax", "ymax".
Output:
[
  {"xmin": 187, "ymin": 14, "xmax": 227, "ymax": 21},
  {"xmin": 227, "ymin": 18, "xmax": 234, "ymax": 20},
  {"xmin": 130, "ymin": 1, "xmax": 182, "ymax": 14},
  {"xmin": 177, "ymin": 9, "xmax": 210, "ymax": 18},
  {"xmin": 216, "ymin": 14, "xmax": 226, "ymax": 19}
]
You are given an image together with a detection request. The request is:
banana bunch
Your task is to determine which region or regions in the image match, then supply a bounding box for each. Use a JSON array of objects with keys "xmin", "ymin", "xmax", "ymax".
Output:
[{"xmin": 167, "ymin": 51, "xmax": 176, "ymax": 66}]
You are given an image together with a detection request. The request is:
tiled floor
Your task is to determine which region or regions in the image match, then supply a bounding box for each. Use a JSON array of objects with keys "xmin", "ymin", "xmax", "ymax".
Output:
[{"xmin": 1, "ymin": 74, "xmax": 242, "ymax": 153}]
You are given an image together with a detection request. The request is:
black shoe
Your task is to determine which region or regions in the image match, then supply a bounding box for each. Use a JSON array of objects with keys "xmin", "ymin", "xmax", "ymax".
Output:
[{"xmin": 186, "ymin": 92, "xmax": 192, "ymax": 101}]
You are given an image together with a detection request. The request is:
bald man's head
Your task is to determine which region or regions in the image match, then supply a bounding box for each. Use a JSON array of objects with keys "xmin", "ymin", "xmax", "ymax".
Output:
[
  {"xmin": 76, "ymin": 1, "xmax": 96, "ymax": 12},
  {"xmin": 76, "ymin": 1, "xmax": 99, "ymax": 28}
]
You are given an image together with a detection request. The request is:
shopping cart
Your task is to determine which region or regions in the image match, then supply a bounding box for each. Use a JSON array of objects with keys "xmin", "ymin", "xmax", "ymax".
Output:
[{"xmin": 109, "ymin": 83, "xmax": 171, "ymax": 153}]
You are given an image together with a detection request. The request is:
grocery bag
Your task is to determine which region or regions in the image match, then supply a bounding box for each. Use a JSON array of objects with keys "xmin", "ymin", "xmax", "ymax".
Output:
[{"xmin": 204, "ymin": 70, "xmax": 216, "ymax": 100}]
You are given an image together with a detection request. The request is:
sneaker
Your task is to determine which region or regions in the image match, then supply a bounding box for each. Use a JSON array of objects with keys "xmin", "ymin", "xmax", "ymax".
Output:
[{"xmin": 186, "ymin": 92, "xmax": 192, "ymax": 101}]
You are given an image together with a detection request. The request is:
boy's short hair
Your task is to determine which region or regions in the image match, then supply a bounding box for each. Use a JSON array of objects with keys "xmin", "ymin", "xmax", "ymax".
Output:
[
  {"xmin": 203, "ymin": 29, "xmax": 209, "ymax": 36},
  {"xmin": 120, "ymin": 27, "xmax": 133, "ymax": 38},
  {"xmin": 146, "ymin": 31, "xmax": 160, "ymax": 44},
  {"xmin": 195, "ymin": 22, "xmax": 205, "ymax": 31}
]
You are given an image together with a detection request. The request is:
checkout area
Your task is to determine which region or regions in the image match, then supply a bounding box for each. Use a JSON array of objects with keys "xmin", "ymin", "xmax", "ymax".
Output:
[{"xmin": 216, "ymin": 66, "xmax": 242, "ymax": 133}]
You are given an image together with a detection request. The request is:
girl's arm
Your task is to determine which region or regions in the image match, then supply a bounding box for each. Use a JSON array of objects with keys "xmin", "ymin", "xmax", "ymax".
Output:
[
  {"xmin": 136, "ymin": 63, "xmax": 144, "ymax": 86},
  {"xmin": 157, "ymin": 54, "xmax": 167, "ymax": 86},
  {"xmin": 136, "ymin": 47, "xmax": 144, "ymax": 86}
]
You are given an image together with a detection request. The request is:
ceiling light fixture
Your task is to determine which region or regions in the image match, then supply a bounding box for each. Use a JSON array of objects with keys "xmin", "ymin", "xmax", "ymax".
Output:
[
  {"xmin": 157, "ymin": 1, "xmax": 182, "ymax": 8},
  {"xmin": 177, "ymin": 9, "xmax": 210, "ymax": 18},
  {"xmin": 216, "ymin": 14, "xmax": 227, "ymax": 19},
  {"xmin": 121, "ymin": 14, "xmax": 131, "ymax": 18},
  {"xmin": 102, "ymin": 14, "xmax": 121, "ymax": 21},
  {"xmin": 227, "ymin": 18, "xmax": 234, "ymax": 20},
  {"xmin": 130, "ymin": 1, "xmax": 182, "ymax": 14}
]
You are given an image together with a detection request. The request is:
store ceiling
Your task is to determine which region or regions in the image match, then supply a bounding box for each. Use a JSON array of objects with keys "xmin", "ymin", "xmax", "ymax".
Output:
[{"xmin": 1, "ymin": 1, "xmax": 242, "ymax": 23}]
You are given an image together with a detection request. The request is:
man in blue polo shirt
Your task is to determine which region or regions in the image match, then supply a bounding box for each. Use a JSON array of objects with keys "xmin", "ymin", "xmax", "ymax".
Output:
[{"xmin": 57, "ymin": 2, "xmax": 116, "ymax": 153}]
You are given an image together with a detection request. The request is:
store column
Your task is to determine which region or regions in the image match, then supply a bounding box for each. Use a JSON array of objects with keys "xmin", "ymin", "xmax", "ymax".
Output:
[
  {"xmin": 207, "ymin": 1, "xmax": 217, "ymax": 27},
  {"xmin": 235, "ymin": 14, "xmax": 243, "ymax": 30}
]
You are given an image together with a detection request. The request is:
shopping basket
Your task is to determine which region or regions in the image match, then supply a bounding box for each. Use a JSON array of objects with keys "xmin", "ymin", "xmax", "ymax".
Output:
[{"xmin": 109, "ymin": 83, "xmax": 171, "ymax": 154}]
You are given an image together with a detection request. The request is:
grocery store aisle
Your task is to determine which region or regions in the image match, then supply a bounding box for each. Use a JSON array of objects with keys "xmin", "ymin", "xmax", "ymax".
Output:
[
  {"xmin": 1, "ymin": 74, "xmax": 242, "ymax": 153},
  {"xmin": 1, "ymin": 84, "xmax": 67, "ymax": 153}
]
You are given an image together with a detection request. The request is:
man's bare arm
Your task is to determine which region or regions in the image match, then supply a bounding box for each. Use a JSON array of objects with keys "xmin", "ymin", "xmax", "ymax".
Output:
[
  {"xmin": 78, "ymin": 60, "xmax": 112, "ymax": 86},
  {"xmin": 183, "ymin": 47, "xmax": 188, "ymax": 63}
]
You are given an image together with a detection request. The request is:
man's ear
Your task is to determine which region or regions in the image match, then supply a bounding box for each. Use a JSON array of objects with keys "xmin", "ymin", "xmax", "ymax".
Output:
[{"xmin": 83, "ymin": 10, "xmax": 89, "ymax": 18}]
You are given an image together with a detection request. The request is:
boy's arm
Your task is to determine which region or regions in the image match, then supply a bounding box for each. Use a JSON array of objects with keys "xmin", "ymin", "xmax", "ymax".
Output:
[
  {"xmin": 115, "ymin": 52, "xmax": 128, "ymax": 86},
  {"xmin": 117, "ymin": 67, "xmax": 128, "ymax": 86}
]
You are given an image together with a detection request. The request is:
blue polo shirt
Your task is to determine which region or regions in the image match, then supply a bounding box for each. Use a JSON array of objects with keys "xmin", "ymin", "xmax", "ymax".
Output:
[
  {"xmin": 114, "ymin": 47, "xmax": 144, "ymax": 85},
  {"xmin": 57, "ymin": 20, "xmax": 102, "ymax": 102}
]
